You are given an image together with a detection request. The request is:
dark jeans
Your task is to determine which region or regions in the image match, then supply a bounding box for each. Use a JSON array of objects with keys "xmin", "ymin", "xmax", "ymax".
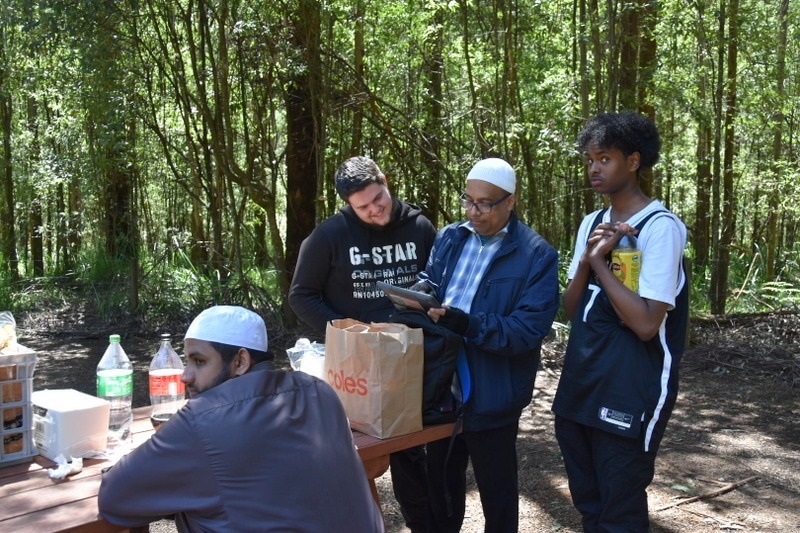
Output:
[
  {"xmin": 426, "ymin": 423, "xmax": 520, "ymax": 533},
  {"xmin": 390, "ymin": 445, "xmax": 433, "ymax": 532},
  {"xmin": 555, "ymin": 415, "xmax": 656, "ymax": 533}
]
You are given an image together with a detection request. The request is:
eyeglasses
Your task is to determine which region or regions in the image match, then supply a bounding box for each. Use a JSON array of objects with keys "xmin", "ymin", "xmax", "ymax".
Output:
[{"xmin": 459, "ymin": 193, "xmax": 511, "ymax": 214}]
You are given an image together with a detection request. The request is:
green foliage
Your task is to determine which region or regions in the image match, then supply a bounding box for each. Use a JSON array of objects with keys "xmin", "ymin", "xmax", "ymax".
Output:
[
  {"xmin": 136, "ymin": 241, "xmax": 286, "ymax": 332},
  {"xmin": 2, "ymin": 0, "xmax": 799, "ymax": 325},
  {"xmin": 72, "ymin": 246, "xmax": 133, "ymax": 322},
  {"xmin": 688, "ymin": 244, "xmax": 800, "ymax": 317},
  {"xmin": 0, "ymin": 255, "xmax": 13, "ymax": 312}
]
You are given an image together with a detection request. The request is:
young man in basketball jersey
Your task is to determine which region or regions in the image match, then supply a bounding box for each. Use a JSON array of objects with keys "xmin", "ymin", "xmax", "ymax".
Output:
[{"xmin": 553, "ymin": 112, "xmax": 689, "ymax": 532}]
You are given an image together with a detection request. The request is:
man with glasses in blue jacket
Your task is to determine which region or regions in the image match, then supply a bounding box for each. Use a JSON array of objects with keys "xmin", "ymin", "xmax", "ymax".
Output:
[{"xmin": 415, "ymin": 158, "xmax": 559, "ymax": 533}]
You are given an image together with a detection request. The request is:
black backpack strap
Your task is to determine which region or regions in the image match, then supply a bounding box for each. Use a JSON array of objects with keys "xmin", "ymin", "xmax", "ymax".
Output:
[
  {"xmin": 590, "ymin": 207, "xmax": 669, "ymax": 234},
  {"xmin": 588, "ymin": 208, "xmax": 609, "ymax": 235},
  {"xmin": 625, "ymin": 209, "xmax": 690, "ymax": 348},
  {"xmin": 633, "ymin": 209, "xmax": 669, "ymax": 232}
]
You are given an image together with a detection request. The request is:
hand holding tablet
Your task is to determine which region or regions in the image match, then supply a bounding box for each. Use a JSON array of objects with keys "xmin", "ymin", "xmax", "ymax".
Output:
[{"xmin": 376, "ymin": 281, "xmax": 441, "ymax": 312}]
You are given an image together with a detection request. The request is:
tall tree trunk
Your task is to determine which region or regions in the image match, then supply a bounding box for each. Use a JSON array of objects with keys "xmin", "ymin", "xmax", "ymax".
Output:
[
  {"xmin": 709, "ymin": 0, "xmax": 727, "ymax": 313},
  {"xmin": 198, "ymin": 1, "xmax": 227, "ymax": 280},
  {"xmin": 459, "ymin": 0, "xmax": 489, "ymax": 155},
  {"xmin": 30, "ymin": 202, "xmax": 44, "ymax": 276},
  {"xmin": 606, "ymin": 0, "xmax": 619, "ymax": 110},
  {"xmin": 577, "ymin": 0, "xmax": 591, "ymax": 120},
  {"xmin": 767, "ymin": 0, "xmax": 789, "ymax": 281},
  {"xmin": 636, "ymin": 0, "xmax": 657, "ymax": 116},
  {"xmin": 693, "ymin": 0, "xmax": 712, "ymax": 272},
  {"xmin": 350, "ymin": 0, "xmax": 365, "ymax": 156},
  {"xmin": 711, "ymin": 0, "xmax": 739, "ymax": 315},
  {"xmin": 67, "ymin": 174, "xmax": 82, "ymax": 270},
  {"xmin": 0, "ymin": 28, "xmax": 18, "ymax": 281},
  {"xmin": 285, "ymin": 0, "xmax": 322, "ymax": 280},
  {"xmin": 420, "ymin": 5, "xmax": 444, "ymax": 227},
  {"xmin": 91, "ymin": 2, "xmax": 138, "ymax": 311},
  {"xmin": 569, "ymin": 0, "xmax": 592, "ymax": 241},
  {"xmin": 695, "ymin": 125, "xmax": 712, "ymax": 270},
  {"xmin": 26, "ymin": 94, "xmax": 44, "ymax": 276},
  {"xmin": 589, "ymin": 0, "xmax": 604, "ymax": 110},
  {"xmin": 636, "ymin": 0, "xmax": 657, "ymax": 197},
  {"xmin": 618, "ymin": 0, "xmax": 639, "ymax": 111}
]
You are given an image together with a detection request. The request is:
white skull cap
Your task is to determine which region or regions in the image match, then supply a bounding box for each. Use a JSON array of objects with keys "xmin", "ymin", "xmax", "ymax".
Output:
[
  {"xmin": 466, "ymin": 158, "xmax": 516, "ymax": 194},
  {"xmin": 184, "ymin": 305, "xmax": 268, "ymax": 352}
]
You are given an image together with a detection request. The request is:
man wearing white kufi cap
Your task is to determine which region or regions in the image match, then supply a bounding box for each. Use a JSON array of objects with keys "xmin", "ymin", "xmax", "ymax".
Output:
[
  {"xmin": 99, "ymin": 305, "xmax": 384, "ymax": 532},
  {"xmin": 415, "ymin": 159, "xmax": 559, "ymax": 532}
]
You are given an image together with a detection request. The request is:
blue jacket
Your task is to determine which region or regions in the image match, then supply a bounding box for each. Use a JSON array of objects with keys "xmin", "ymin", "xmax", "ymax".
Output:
[{"xmin": 420, "ymin": 212, "xmax": 559, "ymax": 431}]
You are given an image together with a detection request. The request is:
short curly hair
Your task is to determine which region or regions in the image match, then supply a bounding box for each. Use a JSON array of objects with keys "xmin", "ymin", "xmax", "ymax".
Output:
[
  {"xmin": 578, "ymin": 112, "xmax": 661, "ymax": 170},
  {"xmin": 334, "ymin": 156, "xmax": 385, "ymax": 201}
]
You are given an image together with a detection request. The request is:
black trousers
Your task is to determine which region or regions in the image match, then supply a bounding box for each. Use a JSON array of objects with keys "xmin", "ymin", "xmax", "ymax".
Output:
[
  {"xmin": 555, "ymin": 415, "xmax": 656, "ymax": 533},
  {"xmin": 390, "ymin": 445, "xmax": 433, "ymax": 532},
  {"xmin": 426, "ymin": 423, "xmax": 520, "ymax": 533}
]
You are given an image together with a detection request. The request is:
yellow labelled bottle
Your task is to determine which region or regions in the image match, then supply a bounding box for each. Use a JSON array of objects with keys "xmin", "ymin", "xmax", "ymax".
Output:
[{"xmin": 611, "ymin": 246, "xmax": 642, "ymax": 292}]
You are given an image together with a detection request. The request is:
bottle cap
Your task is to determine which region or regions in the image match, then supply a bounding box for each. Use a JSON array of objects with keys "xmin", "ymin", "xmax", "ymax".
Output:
[
  {"xmin": 109, "ymin": 334, "xmax": 121, "ymax": 343},
  {"xmin": 160, "ymin": 333, "xmax": 172, "ymax": 341}
]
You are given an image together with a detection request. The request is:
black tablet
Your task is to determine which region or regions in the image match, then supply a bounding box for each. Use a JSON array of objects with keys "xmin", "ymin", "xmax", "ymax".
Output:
[{"xmin": 376, "ymin": 281, "xmax": 441, "ymax": 311}]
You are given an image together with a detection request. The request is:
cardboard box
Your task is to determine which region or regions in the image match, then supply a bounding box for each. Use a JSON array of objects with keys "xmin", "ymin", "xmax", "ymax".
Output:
[{"xmin": 32, "ymin": 389, "xmax": 110, "ymax": 461}]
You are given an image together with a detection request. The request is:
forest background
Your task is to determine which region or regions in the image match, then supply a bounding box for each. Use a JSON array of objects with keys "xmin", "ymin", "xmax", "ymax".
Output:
[{"xmin": 0, "ymin": 0, "xmax": 798, "ymax": 333}]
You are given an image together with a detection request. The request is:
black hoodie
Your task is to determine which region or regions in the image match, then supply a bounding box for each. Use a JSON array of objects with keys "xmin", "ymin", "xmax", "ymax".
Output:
[{"xmin": 289, "ymin": 199, "xmax": 436, "ymax": 336}]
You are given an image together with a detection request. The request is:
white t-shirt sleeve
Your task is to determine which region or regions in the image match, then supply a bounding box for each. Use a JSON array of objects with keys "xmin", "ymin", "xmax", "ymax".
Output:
[{"xmin": 637, "ymin": 214, "xmax": 686, "ymax": 308}]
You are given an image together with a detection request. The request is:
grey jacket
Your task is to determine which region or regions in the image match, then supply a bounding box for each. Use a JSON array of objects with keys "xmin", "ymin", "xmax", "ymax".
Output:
[{"xmin": 98, "ymin": 364, "xmax": 384, "ymax": 532}]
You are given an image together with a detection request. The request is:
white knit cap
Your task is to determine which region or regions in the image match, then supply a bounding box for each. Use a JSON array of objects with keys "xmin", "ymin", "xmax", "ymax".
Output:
[
  {"xmin": 184, "ymin": 305, "xmax": 268, "ymax": 352},
  {"xmin": 466, "ymin": 158, "xmax": 516, "ymax": 194}
]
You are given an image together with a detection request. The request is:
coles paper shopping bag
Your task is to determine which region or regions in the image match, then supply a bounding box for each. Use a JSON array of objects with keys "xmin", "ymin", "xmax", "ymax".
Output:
[{"xmin": 324, "ymin": 319, "xmax": 423, "ymax": 439}]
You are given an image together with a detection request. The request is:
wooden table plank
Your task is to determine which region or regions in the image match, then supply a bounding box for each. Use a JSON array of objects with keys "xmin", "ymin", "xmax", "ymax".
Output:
[
  {"xmin": 0, "ymin": 495, "xmax": 128, "ymax": 533},
  {"xmin": 0, "ymin": 407, "xmax": 155, "ymax": 533},
  {"xmin": 353, "ymin": 422, "xmax": 456, "ymax": 460}
]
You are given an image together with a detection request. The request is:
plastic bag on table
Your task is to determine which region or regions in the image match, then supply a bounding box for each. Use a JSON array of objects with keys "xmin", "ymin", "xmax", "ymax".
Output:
[
  {"xmin": 0, "ymin": 311, "xmax": 17, "ymax": 353},
  {"xmin": 286, "ymin": 338, "xmax": 326, "ymax": 379}
]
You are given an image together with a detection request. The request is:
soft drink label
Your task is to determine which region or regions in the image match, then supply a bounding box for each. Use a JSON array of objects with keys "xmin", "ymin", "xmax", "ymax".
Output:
[
  {"xmin": 611, "ymin": 247, "xmax": 642, "ymax": 293},
  {"xmin": 97, "ymin": 369, "xmax": 133, "ymax": 397},
  {"xmin": 149, "ymin": 369, "xmax": 185, "ymax": 396}
]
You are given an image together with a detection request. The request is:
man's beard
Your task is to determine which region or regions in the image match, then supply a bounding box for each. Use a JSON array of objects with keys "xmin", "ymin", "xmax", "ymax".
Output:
[
  {"xmin": 196, "ymin": 365, "xmax": 233, "ymax": 396},
  {"xmin": 210, "ymin": 366, "xmax": 232, "ymax": 389}
]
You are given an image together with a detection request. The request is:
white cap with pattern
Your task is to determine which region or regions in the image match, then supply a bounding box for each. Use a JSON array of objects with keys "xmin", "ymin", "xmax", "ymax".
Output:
[
  {"xmin": 466, "ymin": 158, "xmax": 516, "ymax": 194},
  {"xmin": 184, "ymin": 305, "xmax": 268, "ymax": 352}
]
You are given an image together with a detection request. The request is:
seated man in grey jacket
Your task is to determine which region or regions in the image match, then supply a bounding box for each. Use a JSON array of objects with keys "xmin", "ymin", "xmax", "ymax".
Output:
[{"xmin": 98, "ymin": 305, "xmax": 384, "ymax": 532}]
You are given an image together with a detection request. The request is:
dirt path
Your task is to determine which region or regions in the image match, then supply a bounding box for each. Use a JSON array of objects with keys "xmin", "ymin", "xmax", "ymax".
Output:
[{"xmin": 15, "ymin": 310, "xmax": 800, "ymax": 532}]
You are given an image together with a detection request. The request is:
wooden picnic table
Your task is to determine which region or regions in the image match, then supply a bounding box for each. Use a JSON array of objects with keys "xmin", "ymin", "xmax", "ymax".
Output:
[
  {"xmin": 352, "ymin": 422, "xmax": 457, "ymax": 505},
  {"xmin": 1, "ymin": 404, "xmax": 456, "ymax": 532}
]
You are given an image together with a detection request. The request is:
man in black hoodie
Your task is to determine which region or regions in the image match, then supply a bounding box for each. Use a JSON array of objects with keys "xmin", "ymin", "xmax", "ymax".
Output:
[{"xmin": 289, "ymin": 155, "xmax": 437, "ymax": 532}]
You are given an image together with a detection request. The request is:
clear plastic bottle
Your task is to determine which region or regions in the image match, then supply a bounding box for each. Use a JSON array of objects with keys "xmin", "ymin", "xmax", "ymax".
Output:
[
  {"xmin": 148, "ymin": 333, "xmax": 185, "ymax": 424},
  {"xmin": 96, "ymin": 334, "xmax": 133, "ymax": 452}
]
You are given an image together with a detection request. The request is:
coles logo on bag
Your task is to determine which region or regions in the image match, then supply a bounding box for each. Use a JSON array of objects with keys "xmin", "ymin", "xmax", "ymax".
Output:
[{"xmin": 327, "ymin": 369, "xmax": 368, "ymax": 396}]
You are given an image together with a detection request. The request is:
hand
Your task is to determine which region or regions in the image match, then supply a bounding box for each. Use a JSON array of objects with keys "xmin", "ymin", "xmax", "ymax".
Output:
[
  {"xmin": 586, "ymin": 223, "xmax": 638, "ymax": 266},
  {"xmin": 435, "ymin": 306, "xmax": 471, "ymax": 336},
  {"xmin": 409, "ymin": 280, "xmax": 434, "ymax": 295}
]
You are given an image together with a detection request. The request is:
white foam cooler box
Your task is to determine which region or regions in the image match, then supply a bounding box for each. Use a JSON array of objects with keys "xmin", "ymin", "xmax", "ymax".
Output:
[
  {"xmin": 32, "ymin": 388, "xmax": 110, "ymax": 461},
  {"xmin": 0, "ymin": 347, "xmax": 38, "ymax": 466}
]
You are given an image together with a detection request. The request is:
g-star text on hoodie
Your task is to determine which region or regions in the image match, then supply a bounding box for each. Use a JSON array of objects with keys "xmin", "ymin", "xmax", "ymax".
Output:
[
  {"xmin": 348, "ymin": 242, "xmax": 421, "ymax": 299},
  {"xmin": 349, "ymin": 243, "xmax": 419, "ymax": 265}
]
